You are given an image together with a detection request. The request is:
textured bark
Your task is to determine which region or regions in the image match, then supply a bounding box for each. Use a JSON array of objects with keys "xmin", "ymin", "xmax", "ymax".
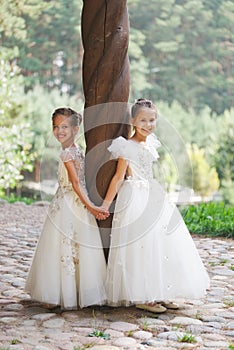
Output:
[{"xmin": 81, "ymin": 0, "xmax": 130, "ymax": 259}]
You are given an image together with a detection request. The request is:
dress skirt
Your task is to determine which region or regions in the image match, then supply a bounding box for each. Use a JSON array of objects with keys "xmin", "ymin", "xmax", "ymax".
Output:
[
  {"xmin": 25, "ymin": 188, "xmax": 107, "ymax": 309},
  {"xmin": 106, "ymin": 179, "xmax": 210, "ymax": 306}
]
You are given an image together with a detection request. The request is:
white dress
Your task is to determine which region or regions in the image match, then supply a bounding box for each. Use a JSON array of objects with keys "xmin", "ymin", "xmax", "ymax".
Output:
[
  {"xmin": 25, "ymin": 145, "xmax": 107, "ymax": 309},
  {"xmin": 106, "ymin": 135, "xmax": 210, "ymax": 306}
]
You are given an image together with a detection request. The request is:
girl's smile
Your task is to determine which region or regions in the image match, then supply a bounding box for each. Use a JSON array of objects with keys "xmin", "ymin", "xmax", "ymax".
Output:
[
  {"xmin": 53, "ymin": 115, "xmax": 78, "ymax": 149},
  {"xmin": 131, "ymin": 108, "xmax": 156, "ymax": 142}
]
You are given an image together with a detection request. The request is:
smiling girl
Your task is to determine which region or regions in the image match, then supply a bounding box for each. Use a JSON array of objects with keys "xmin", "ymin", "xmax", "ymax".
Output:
[
  {"xmin": 101, "ymin": 98, "xmax": 210, "ymax": 312},
  {"xmin": 25, "ymin": 107, "xmax": 108, "ymax": 310}
]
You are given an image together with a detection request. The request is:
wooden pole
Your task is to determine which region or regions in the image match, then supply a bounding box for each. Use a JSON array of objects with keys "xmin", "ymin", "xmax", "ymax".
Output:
[{"xmin": 81, "ymin": 0, "xmax": 130, "ymax": 260}]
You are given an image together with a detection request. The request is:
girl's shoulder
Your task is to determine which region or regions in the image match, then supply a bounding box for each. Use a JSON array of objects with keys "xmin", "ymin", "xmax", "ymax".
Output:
[
  {"xmin": 60, "ymin": 145, "xmax": 84, "ymax": 163},
  {"xmin": 146, "ymin": 134, "xmax": 161, "ymax": 160},
  {"xmin": 107, "ymin": 136, "xmax": 129, "ymax": 160},
  {"xmin": 147, "ymin": 134, "xmax": 161, "ymax": 149}
]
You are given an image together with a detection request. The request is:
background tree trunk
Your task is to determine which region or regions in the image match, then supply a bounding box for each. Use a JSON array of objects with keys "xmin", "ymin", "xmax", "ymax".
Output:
[{"xmin": 81, "ymin": 0, "xmax": 130, "ymax": 260}]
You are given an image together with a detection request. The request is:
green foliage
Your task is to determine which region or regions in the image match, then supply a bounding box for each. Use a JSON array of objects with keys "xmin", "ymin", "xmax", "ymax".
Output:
[
  {"xmin": 87, "ymin": 329, "xmax": 110, "ymax": 340},
  {"xmin": 0, "ymin": 0, "xmax": 49, "ymax": 41},
  {"xmin": 224, "ymin": 300, "xmax": 234, "ymax": 308},
  {"xmin": 212, "ymin": 111, "xmax": 234, "ymax": 204},
  {"xmin": 177, "ymin": 332, "xmax": 196, "ymax": 343},
  {"xmin": 0, "ymin": 55, "xmax": 23, "ymax": 126},
  {"xmin": 160, "ymin": 153, "xmax": 179, "ymax": 191},
  {"xmin": 0, "ymin": 124, "xmax": 35, "ymax": 191},
  {"xmin": 129, "ymin": 28, "xmax": 152, "ymax": 97},
  {"xmin": 214, "ymin": 114, "xmax": 234, "ymax": 182},
  {"xmin": 229, "ymin": 343, "xmax": 234, "ymax": 350},
  {"xmin": 10, "ymin": 339, "xmax": 21, "ymax": 345},
  {"xmin": 73, "ymin": 345, "xmax": 93, "ymax": 350},
  {"xmin": 15, "ymin": 0, "xmax": 82, "ymax": 93},
  {"xmin": 0, "ymin": 193, "xmax": 37, "ymax": 205},
  {"xmin": 1, "ymin": 0, "xmax": 233, "ymax": 114},
  {"xmin": 180, "ymin": 202, "xmax": 234, "ymax": 238},
  {"xmin": 186, "ymin": 144, "xmax": 220, "ymax": 197},
  {"xmin": 128, "ymin": 0, "xmax": 234, "ymax": 114}
]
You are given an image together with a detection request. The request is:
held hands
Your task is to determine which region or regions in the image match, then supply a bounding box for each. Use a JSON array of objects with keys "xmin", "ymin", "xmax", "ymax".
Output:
[
  {"xmin": 96, "ymin": 207, "xmax": 110, "ymax": 221},
  {"xmin": 88, "ymin": 205, "xmax": 109, "ymax": 221},
  {"xmin": 95, "ymin": 201, "xmax": 111, "ymax": 221}
]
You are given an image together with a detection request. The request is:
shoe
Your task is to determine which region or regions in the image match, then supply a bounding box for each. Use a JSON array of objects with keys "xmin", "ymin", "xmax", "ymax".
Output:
[
  {"xmin": 41, "ymin": 303, "xmax": 58, "ymax": 310},
  {"xmin": 136, "ymin": 303, "xmax": 167, "ymax": 313},
  {"xmin": 161, "ymin": 301, "xmax": 179, "ymax": 309}
]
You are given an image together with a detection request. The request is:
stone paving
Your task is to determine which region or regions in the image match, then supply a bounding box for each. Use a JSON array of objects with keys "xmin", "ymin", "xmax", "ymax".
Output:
[{"xmin": 0, "ymin": 201, "xmax": 234, "ymax": 350}]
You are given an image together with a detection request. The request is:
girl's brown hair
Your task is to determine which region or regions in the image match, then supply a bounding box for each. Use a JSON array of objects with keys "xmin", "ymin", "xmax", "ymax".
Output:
[
  {"xmin": 131, "ymin": 98, "xmax": 158, "ymax": 119},
  {"xmin": 52, "ymin": 107, "xmax": 82, "ymax": 126}
]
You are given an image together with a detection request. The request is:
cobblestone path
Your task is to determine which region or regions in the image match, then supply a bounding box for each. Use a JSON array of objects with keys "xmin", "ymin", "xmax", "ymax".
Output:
[{"xmin": 0, "ymin": 201, "xmax": 234, "ymax": 350}]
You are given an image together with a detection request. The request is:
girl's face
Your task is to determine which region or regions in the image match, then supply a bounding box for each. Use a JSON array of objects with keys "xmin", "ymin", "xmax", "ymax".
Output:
[
  {"xmin": 53, "ymin": 115, "xmax": 78, "ymax": 149},
  {"xmin": 131, "ymin": 108, "xmax": 156, "ymax": 139}
]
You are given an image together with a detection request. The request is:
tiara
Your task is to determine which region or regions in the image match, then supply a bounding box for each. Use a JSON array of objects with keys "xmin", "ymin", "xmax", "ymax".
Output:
[{"xmin": 134, "ymin": 98, "xmax": 152, "ymax": 107}]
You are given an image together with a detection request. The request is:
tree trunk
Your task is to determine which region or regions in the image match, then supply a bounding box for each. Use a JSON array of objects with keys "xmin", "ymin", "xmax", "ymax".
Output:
[{"xmin": 81, "ymin": 0, "xmax": 130, "ymax": 260}]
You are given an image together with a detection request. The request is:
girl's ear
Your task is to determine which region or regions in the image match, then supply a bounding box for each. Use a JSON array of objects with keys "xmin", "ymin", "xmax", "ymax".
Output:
[{"xmin": 73, "ymin": 126, "xmax": 79, "ymax": 135}]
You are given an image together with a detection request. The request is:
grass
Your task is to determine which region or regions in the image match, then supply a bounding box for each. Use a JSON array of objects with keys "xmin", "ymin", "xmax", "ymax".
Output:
[
  {"xmin": 87, "ymin": 330, "xmax": 110, "ymax": 340},
  {"xmin": 127, "ymin": 330, "xmax": 134, "ymax": 337},
  {"xmin": 73, "ymin": 345, "xmax": 93, "ymax": 350},
  {"xmin": 229, "ymin": 343, "xmax": 234, "ymax": 350},
  {"xmin": 177, "ymin": 332, "xmax": 197, "ymax": 343},
  {"xmin": 10, "ymin": 339, "xmax": 21, "ymax": 344},
  {"xmin": 0, "ymin": 193, "xmax": 37, "ymax": 205},
  {"xmin": 139, "ymin": 317, "xmax": 150, "ymax": 331},
  {"xmin": 224, "ymin": 300, "xmax": 234, "ymax": 308},
  {"xmin": 180, "ymin": 202, "xmax": 234, "ymax": 238},
  {"xmin": 195, "ymin": 310, "xmax": 203, "ymax": 320}
]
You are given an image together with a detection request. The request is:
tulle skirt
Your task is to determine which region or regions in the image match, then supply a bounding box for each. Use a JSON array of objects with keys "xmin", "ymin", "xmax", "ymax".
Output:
[
  {"xmin": 106, "ymin": 179, "xmax": 210, "ymax": 306},
  {"xmin": 25, "ymin": 189, "xmax": 107, "ymax": 309}
]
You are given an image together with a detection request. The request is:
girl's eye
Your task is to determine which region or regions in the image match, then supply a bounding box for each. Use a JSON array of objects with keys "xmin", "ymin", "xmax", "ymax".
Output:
[{"xmin": 53, "ymin": 125, "xmax": 58, "ymax": 129}]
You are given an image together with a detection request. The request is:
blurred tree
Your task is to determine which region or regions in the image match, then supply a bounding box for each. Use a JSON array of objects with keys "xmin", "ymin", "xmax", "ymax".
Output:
[
  {"xmin": 0, "ymin": 124, "xmax": 34, "ymax": 194},
  {"xmin": 128, "ymin": 0, "xmax": 234, "ymax": 114},
  {"xmin": 0, "ymin": 54, "xmax": 23, "ymax": 126},
  {"xmin": 1, "ymin": 0, "xmax": 233, "ymax": 114},
  {"xmin": 214, "ymin": 112, "xmax": 234, "ymax": 203},
  {"xmin": 186, "ymin": 144, "xmax": 220, "ymax": 197},
  {"xmin": 18, "ymin": 0, "xmax": 83, "ymax": 94}
]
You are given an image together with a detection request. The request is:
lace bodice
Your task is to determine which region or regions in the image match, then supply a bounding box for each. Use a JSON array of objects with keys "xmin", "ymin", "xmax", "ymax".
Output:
[
  {"xmin": 108, "ymin": 135, "xmax": 161, "ymax": 181},
  {"xmin": 58, "ymin": 145, "xmax": 86, "ymax": 191}
]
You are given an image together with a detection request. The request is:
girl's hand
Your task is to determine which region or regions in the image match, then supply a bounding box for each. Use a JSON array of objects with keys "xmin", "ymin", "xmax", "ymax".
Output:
[
  {"xmin": 88, "ymin": 205, "xmax": 109, "ymax": 220},
  {"xmin": 96, "ymin": 207, "xmax": 110, "ymax": 221}
]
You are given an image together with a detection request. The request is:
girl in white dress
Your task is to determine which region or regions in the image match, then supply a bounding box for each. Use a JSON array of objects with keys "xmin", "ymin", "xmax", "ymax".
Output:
[
  {"xmin": 25, "ymin": 107, "xmax": 108, "ymax": 310},
  {"xmin": 101, "ymin": 99, "xmax": 210, "ymax": 313}
]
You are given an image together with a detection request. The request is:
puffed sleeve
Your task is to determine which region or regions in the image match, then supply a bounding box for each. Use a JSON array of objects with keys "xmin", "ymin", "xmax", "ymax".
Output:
[
  {"xmin": 148, "ymin": 134, "xmax": 161, "ymax": 160},
  {"xmin": 107, "ymin": 136, "xmax": 129, "ymax": 161},
  {"xmin": 60, "ymin": 148, "xmax": 75, "ymax": 162}
]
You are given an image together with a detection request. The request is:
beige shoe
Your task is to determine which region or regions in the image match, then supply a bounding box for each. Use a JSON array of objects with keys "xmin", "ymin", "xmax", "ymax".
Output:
[
  {"xmin": 136, "ymin": 303, "xmax": 167, "ymax": 313},
  {"xmin": 161, "ymin": 301, "xmax": 179, "ymax": 309}
]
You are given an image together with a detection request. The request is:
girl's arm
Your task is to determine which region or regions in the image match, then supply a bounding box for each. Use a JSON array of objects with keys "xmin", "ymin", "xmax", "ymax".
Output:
[
  {"xmin": 101, "ymin": 157, "xmax": 128, "ymax": 210},
  {"xmin": 64, "ymin": 160, "xmax": 109, "ymax": 219}
]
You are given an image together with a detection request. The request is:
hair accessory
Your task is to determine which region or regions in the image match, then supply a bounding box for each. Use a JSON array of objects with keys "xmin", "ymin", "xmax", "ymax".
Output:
[{"xmin": 135, "ymin": 98, "xmax": 152, "ymax": 108}]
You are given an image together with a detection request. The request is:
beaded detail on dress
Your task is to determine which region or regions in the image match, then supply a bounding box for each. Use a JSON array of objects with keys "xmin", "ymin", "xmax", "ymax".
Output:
[
  {"xmin": 59, "ymin": 145, "xmax": 86, "ymax": 190},
  {"xmin": 108, "ymin": 135, "xmax": 161, "ymax": 182},
  {"xmin": 49, "ymin": 145, "xmax": 86, "ymax": 218}
]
